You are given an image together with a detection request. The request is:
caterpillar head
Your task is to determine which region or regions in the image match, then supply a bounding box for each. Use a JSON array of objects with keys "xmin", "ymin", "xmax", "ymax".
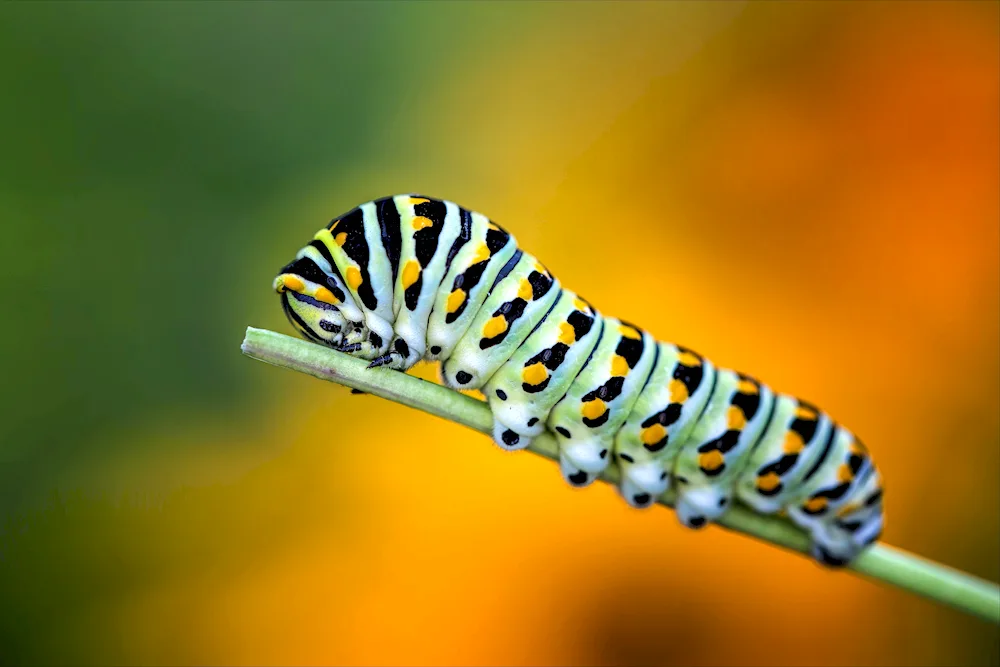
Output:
[{"xmin": 274, "ymin": 251, "xmax": 365, "ymax": 350}]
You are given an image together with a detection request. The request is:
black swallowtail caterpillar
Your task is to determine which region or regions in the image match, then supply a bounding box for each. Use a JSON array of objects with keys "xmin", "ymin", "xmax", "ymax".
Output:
[{"xmin": 273, "ymin": 194, "xmax": 885, "ymax": 567}]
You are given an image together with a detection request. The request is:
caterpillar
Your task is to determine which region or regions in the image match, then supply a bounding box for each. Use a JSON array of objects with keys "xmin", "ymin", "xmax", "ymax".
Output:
[{"xmin": 273, "ymin": 194, "xmax": 885, "ymax": 567}]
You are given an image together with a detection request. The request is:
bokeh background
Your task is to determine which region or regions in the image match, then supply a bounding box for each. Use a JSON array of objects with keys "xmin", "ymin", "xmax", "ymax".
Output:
[{"xmin": 1, "ymin": 1, "xmax": 998, "ymax": 665}]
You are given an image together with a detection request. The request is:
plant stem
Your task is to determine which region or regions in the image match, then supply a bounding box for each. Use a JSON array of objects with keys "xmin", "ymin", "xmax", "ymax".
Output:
[{"xmin": 241, "ymin": 326, "xmax": 1000, "ymax": 624}]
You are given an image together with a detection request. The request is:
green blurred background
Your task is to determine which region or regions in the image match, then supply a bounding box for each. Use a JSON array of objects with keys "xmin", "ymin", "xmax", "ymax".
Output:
[{"xmin": 1, "ymin": 1, "xmax": 998, "ymax": 665}]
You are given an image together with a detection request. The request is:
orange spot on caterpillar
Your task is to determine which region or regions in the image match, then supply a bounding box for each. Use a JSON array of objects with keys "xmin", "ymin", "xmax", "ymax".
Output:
[
  {"xmin": 803, "ymin": 497, "xmax": 828, "ymax": 513},
  {"xmin": 642, "ymin": 424, "xmax": 666, "ymax": 446},
  {"xmin": 795, "ymin": 404, "xmax": 818, "ymax": 420},
  {"xmin": 346, "ymin": 267, "xmax": 363, "ymax": 290},
  {"xmin": 446, "ymin": 289, "xmax": 466, "ymax": 313},
  {"xmin": 618, "ymin": 324, "xmax": 641, "ymax": 340},
  {"xmin": 558, "ymin": 322, "xmax": 576, "ymax": 345},
  {"xmin": 699, "ymin": 450, "xmax": 724, "ymax": 472},
  {"xmin": 314, "ymin": 286, "xmax": 339, "ymax": 305},
  {"xmin": 757, "ymin": 472, "xmax": 781, "ymax": 492},
  {"xmin": 401, "ymin": 260, "xmax": 421, "ymax": 290},
  {"xmin": 677, "ymin": 351, "xmax": 701, "ymax": 367},
  {"xmin": 581, "ymin": 399, "xmax": 606, "ymax": 420},
  {"xmin": 727, "ymin": 405, "xmax": 746, "ymax": 430},
  {"xmin": 470, "ymin": 243, "xmax": 491, "ymax": 264},
  {"xmin": 522, "ymin": 363, "xmax": 548, "ymax": 385},
  {"xmin": 517, "ymin": 279, "xmax": 533, "ymax": 301},
  {"xmin": 483, "ymin": 315, "xmax": 508, "ymax": 339},
  {"xmin": 783, "ymin": 431, "xmax": 804, "ymax": 454},
  {"xmin": 611, "ymin": 355, "xmax": 630, "ymax": 377},
  {"xmin": 669, "ymin": 379, "xmax": 689, "ymax": 403}
]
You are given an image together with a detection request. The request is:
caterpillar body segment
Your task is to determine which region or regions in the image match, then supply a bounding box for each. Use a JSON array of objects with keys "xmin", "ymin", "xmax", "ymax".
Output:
[
  {"xmin": 784, "ymin": 431, "xmax": 880, "ymax": 566},
  {"xmin": 733, "ymin": 396, "xmax": 834, "ymax": 515},
  {"xmin": 483, "ymin": 290, "xmax": 602, "ymax": 452},
  {"xmin": 316, "ymin": 201, "xmax": 396, "ymax": 358},
  {"xmin": 441, "ymin": 250, "xmax": 560, "ymax": 391},
  {"xmin": 613, "ymin": 344, "xmax": 717, "ymax": 508},
  {"xmin": 384, "ymin": 196, "xmax": 466, "ymax": 369},
  {"xmin": 546, "ymin": 320, "xmax": 658, "ymax": 487},
  {"xmin": 671, "ymin": 371, "xmax": 775, "ymax": 529},
  {"xmin": 425, "ymin": 210, "xmax": 518, "ymax": 364},
  {"xmin": 274, "ymin": 194, "xmax": 885, "ymax": 567}
]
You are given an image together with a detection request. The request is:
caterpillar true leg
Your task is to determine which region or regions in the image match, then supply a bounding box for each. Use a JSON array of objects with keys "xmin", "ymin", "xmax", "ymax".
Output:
[{"xmin": 272, "ymin": 194, "xmax": 886, "ymax": 568}]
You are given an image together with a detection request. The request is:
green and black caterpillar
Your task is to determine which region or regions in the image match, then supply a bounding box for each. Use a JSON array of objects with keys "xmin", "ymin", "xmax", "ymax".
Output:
[{"xmin": 274, "ymin": 194, "xmax": 884, "ymax": 567}]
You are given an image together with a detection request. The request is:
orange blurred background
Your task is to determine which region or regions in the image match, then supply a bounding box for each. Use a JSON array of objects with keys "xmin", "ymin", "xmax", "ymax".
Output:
[{"xmin": 1, "ymin": 1, "xmax": 997, "ymax": 665}]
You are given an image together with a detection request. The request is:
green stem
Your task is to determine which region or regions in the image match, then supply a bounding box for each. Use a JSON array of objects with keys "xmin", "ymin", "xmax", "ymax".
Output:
[{"xmin": 241, "ymin": 326, "xmax": 1000, "ymax": 624}]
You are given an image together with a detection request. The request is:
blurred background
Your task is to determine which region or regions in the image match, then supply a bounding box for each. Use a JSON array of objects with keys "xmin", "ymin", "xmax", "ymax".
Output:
[{"xmin": 1, "ymin": 1, "xmax": 997, "ymax": 665}]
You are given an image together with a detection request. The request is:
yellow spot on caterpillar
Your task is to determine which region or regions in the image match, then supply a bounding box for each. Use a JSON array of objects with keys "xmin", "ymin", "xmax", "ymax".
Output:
[
  {"xmin": 736, "ymin": 379, "xmax": 759, "ymax": 395},
  {"xmin": 618, "ymin": 325, "xmax": 641, "ymax": 339},
  {"xmin": 581, "ymin": 399, "xmax": 606, "ymax": 420},
  {"xmin": 483, "ymin": 315, "xmax": 508, "ymax": 339},
  {"xmin": 558, "ymin": 322, "xmax": 576, "ymax": 344},
  {"xmin": 346, "ymin": 266, "xmax": 363, "ymax": 290},
  {"xmin": 335, "ymin": 232, "xmax": 348, "ymax": 246},
  {"xmin": 642, "ymin": 424, "xmax": 666, "ymax": 446},
  {"xmin": 795, "ymin": 404, "xmax": 818, "ymax": 420},
  {"xmin": 699, "ymin": 450, "xmax": 724, "ymax": 472},
  {"xmin": 757, "ymin": 472, "xmax": 781, "ymax": 492},
  {"xmin": 522, "ymin": 363, "xmax": 548, "ymax": 385},
  {"xmin": 409, "ymin": 197, "xmax": 429, "ymax": 205},
  {"xmin": 314, "ymin": 286, "xmax": 339, "ymax": 305},
  {"xmin": 803, "ymin": 497, "xmax": 827, "ymax": 513},
  {"xmin": 534, "ymin": 262, "xmax": 546, "ymax": 273},
  {"xmin": 487, "ymin": 222, "xmax": 501, "ymax": 232},
  {"xmin": 470, "ymin": 243, "xmax": 491, "ymax": 264},
  {"xmin": 281, "ymin": 275, "xmax": 305, "ymax": 292},
  {"xmin": 677, "ymin": 351, "xmax": 701, "ymax": 367},
  {"xmin": 329, "ymin": 219, "xmax": 340, "ymax": 231},
  {"xmin": 727, "ymin": 405, "xmax": 746, "ymax": 430},
  {"xmin": 611, "ymin": 354, "xmax": 630, "ymax": 377},
  {"xmin": 837, "ymin": 502, "xmax": 861, "ymax": 518},
  {"xmin": 849, "ymin": 440, "xmax": 866, "ymax": 457},
  {"xmin": 837, "ymin": 463, "xmax": 853, "ymax": 483},
  {"xmin": 411, "ymin": 215, "xmax": 433, "ymax": 230},
  {"xmin": 573, "ymin": 298, "xmax": 589, "ymax": 311},
  {"xmin": 669, "ymin": 379, "xmax": 689, "ymax": 403},
  {"xmin": 783, "ymin": 431, "xmax": 804, "ymax": 454},
  {"xmin": 401, "ymin": 260, "xmax": 421, "ymax": 290},
  {"xmin": 446, "ymin": 289, "xmax": 466, "ymax": 313},
  {"xmin": 517, "ymin": 279, "xmax": 533, "ymax": 301}
]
